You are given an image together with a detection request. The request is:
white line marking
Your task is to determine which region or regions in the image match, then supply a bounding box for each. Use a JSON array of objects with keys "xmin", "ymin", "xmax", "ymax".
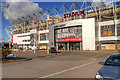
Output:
[
  {"xmin": 89, "ymin": 59, "xmax": 96, "ymax": 61},
  {"xmin": 40, "ymin": 62, "xmax": 94, "ymax": 78}
]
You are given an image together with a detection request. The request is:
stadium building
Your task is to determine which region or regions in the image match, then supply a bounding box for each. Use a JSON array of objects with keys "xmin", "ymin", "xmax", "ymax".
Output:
[{"xmin": 5, "ymin": 1, "xmax": 120, "ymax": 50}]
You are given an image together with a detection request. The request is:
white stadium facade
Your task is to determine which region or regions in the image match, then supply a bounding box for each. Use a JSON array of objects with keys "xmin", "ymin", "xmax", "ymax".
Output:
[{"xmin": 5, "ymin": 1, "xmax": 120, "ymax": 50}]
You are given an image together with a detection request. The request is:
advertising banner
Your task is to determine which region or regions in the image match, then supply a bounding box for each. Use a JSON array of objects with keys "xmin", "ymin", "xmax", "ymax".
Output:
[
  {"xmin": 40, "ymin": 33, "xmax": 46, "ymax": 41},
  {"xmin": 30, "ymin": 29, "xmax": 37, "ymax": 47},
  {"xmin": 55, "ymin": 26, "xmax": 82, "ymax": 42},
  {"xmin": 55, "ymin": 37, "xmax": 82, "ymax": 42},
  {"xmin": 30, "ymin": 29, "xmax": 36, "ymax": 34},
  {"xmin": 11, "ymin": 36, "xmax": 13, "ymax": 45},
  {"xmin": 101, "ymin": 25, "xmax": 115, "ymax": 37},
  {"xmin": 55, "ymin": 26, "xmax": 82, "ymax": 38}
]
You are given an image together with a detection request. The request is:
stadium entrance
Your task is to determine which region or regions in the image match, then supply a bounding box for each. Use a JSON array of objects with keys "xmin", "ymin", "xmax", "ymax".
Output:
[
  {"xmin": 55, "ymin": 25, "xmax": 82, "ymax": 50},
  {"xmin": 56, "ymin": 41, "xmax": 82, "ymax": 50}
]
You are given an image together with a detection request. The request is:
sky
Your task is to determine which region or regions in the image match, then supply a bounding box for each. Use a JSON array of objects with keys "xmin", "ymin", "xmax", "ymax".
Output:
[
  {"xmin": 1, "ymin": 1, "xmax": 120, "ymax": 43},
  {"xmin": 1, "ymin": 2, "xmax": 84, "ymax": 43}
]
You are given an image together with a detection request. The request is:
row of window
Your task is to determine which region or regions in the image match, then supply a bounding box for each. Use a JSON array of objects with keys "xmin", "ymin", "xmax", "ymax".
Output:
[
  {"xmin": 18, "ymin": 35, "xmax": 30, "ymax": 37},
  {"xmin": 117, "ymin": 24, "xmax": 120, "ymax": 36},
  {"xmin": 15, "ymin": 24, "xmax": 120, "ymax": 39},
  {"xmin": 101, "ymin": 24, "xmax": 120, "ymax": 37},
  {"xmin": 19, "ymin": 33, "xmax": 49, "ymax": 43},
  {"xmin": 22, "ymin": 40, "xmax": 31, "ymax": 42},
  {"xmin": 17, "ymin": 44, "xmax": 31, "ymax": 46}
]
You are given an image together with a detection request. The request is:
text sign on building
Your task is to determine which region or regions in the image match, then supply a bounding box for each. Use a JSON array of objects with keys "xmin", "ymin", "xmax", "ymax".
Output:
[
  {"xmin": 30, "ymin": 29, "xmax": 36, "ymax": 33},
  {"xmin": 30, "ymin": 29, "xmax": 37, "ymax": 47},
  {"xmin": 30, "ymin": 34, "xmax": 37, "ymax": 47},
  {"xmin": 64, "ymin": 10, "xmax": 84, "ymax": 18},
  {"xmin": 55, "ymin": 37, "xmax": 82, "ymax": 42},
  {"xmin": 55, "ymin": 26, "xmax": 82, "ymax": 42},
  {"xmin": 11, "ymin": 36, "xmax": 13, "ymax": 45},
  {"xmin": 55, "ymin": 26, "xmax": 82, "ymax": 39},
  {"xmin": 40, "ymin": 33, "xmax": 46, "ymax": 41}
]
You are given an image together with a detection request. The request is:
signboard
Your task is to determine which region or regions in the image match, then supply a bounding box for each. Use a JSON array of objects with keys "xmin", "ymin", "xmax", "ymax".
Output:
[
  {"xmin": 30, "ymin": 29, "xmax": 37, "ymax": 47},
  {"xmin": 55, "ymin": 26, "xmax": 82, "ymax": 42},
  {"xmin": 30, "ymin": 34, "xmax": 34, "ymax": 46},
  {"xmin": 11, "ymin": 36, "xmax": 13, "ymax": 45},
  {"xmin": 55, "ymin": 37, "xmax": 82, "ymax": 42},
  {"xmin": 40, "ymin": 33, "xmax": 46, "ymax": 41},
  {"xmin": 101, "ymin": 25, "xmax": 115, "ymax": 37},
  {"xmin": 64, "ymin": 10, "xmax": 84, "ymax": 18},
  {"xmin": 55, "ymin": 26, "xmax": 82, "ymax": 39},
  {"xmin": 30, "ymin": 29, "xmax": 36, "ymax": 34},
  {"xmin": 30, "ymin": 33, "xmax": 37, "ymax": 47}
]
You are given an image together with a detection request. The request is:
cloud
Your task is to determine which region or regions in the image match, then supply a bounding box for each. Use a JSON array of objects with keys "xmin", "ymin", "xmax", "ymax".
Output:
[
  {"xmin": 91, "ymin": 0, "xmax": 113, "ymax": 9},
  {"xmin": 5, "ymin": 0, "xmax": 30, "ymax": 2},
  {"xmin": 3, "ymin": 0, "xmax": 42, "ymax": 22}
]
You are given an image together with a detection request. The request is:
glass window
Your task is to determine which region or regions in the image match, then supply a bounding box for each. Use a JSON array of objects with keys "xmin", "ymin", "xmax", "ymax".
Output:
[
  {"xmin": 117, "ymin": 24, "xmax": 120, "ymax": 36},
  {"xmin": 40, "ymin": 43, "xmax": 47, "ymax": 46},
  {"xmin": 28, "ymin": 40, "xmax": 31, "ymax": 42},
  {"xmin": 40, "ymin": 33, "xmax": 46, "ymax": 41},
  {"xmin": 101, "ymin": 25, "xmax": 115, "ymax": 37},
  {"xmin": 58, "ymin": 43, "xmax": 67, "ymax": 50},
  {"xmin": 25, "ymin": 40, "xmax": 27, "ymax": 42},
  {"xmin": 104, "ymin": 55, "xmax": 120, "ymax": 66},
  {"xmin": 47, "ymin": 33, "xmax": 49, "ymax": 40},
  {"xmin": 22, "ymin": 40, "xmax": 30, "ymax": 42},
  {"xmin": 40, "ymin": 33, "xmax": 49, "ymax": 41}
]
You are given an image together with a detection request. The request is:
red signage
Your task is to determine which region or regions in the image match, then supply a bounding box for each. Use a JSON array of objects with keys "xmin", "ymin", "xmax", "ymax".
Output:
[
  {"xmin": 40, "ymin": 34, "xmax": 46, "ymax": 36},
  {"xmin": 30, "ymin": 29, "xmax": 36, "ymax": 33},
  {"xmin": 55, "ymin": 37, "xmax": 82, "ymax": 42},
  {"xmin": 11, "ymin": 36, "xmax": 13, "ymax": 45},
  {"xmin": 34, "ymin": 20, "xmax": 39, "ymax": 25},
  {"xmin": 64, "ymin": 10, "xmax": 84, "ymax": 18},
  {"xmin": 118, "ymin": 27, "xmax": 120, "ymax": 29}
]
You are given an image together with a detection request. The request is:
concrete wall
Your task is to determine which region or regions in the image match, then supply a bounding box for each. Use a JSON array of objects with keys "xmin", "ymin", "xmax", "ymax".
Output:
[
  {"xmin": 13, "ymin": 33, "xmax": 31, "ymax": 45},
  {"xmin": 82, "ymin": 18, "xmax": 95, "ymax": 50},
  {"xmin": 49, "ymin": 25, "xmax": 55, "ymax": 48}
]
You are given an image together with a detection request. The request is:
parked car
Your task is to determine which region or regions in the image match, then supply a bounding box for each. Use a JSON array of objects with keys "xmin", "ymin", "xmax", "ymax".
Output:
[
  {"xmin": 49, "ymin": 47, "xmax": 57, "ymax": 53},
  {"xmin": 2, "ymin": 54, "xmax": 16, "ymax": 59},
  {"xmin": 38, "ymin": 47, "xmax": 45, "ymax": 50},
  {"xmin": 6, "ymin": 54, "xmax": 16, "ymax": 59},
  {"xmin": 95, "ymin": 54, "xmax": 120, "ymax": 80}
]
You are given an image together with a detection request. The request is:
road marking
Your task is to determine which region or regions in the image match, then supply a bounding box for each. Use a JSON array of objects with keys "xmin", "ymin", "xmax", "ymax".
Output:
[
  {"xmin": 38, "ymin": 62, "xmax": 94, "ymax": 78},
  {"xmin": 89, "ymin": 59, "xmax": 96, "ymax": 61}
]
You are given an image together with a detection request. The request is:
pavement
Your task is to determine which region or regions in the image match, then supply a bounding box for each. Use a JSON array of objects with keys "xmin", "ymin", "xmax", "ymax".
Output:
[{"xmin": 2, "ymin": 51, "xmax": 114, "ymax": 79}]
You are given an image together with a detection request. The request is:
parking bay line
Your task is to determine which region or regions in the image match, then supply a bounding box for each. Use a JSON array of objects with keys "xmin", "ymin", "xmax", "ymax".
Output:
[{"xmin": 36, "ymin": 61, "xmax": 94, "ymax": 79}]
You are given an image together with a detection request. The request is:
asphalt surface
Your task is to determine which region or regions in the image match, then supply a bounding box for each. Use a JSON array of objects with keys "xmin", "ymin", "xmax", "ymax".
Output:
[{"xmin": 2, "ymin": 51, "xmax": 113, "ymax": 79}]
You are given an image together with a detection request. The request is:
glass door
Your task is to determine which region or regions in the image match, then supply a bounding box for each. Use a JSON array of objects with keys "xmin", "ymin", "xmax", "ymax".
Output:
[
  {"xmin": 58, "ymin": 42, "xmax": 67, "ymax": 50},
  {"xmin": 70, "ymin": 42, "xmax": 80, "ymax": 50}
]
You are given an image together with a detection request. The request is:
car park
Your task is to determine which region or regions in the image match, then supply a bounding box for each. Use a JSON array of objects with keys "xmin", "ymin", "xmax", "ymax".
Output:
[{"xmin": 95, "ymin": 54, "xmax": 120, "ymax": 80}]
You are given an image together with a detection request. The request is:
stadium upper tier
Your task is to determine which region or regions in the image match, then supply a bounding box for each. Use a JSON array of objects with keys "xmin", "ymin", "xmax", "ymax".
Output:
[{"xmin": 12, "ymin": 6, "xmax": 120, "ymax": 34}]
